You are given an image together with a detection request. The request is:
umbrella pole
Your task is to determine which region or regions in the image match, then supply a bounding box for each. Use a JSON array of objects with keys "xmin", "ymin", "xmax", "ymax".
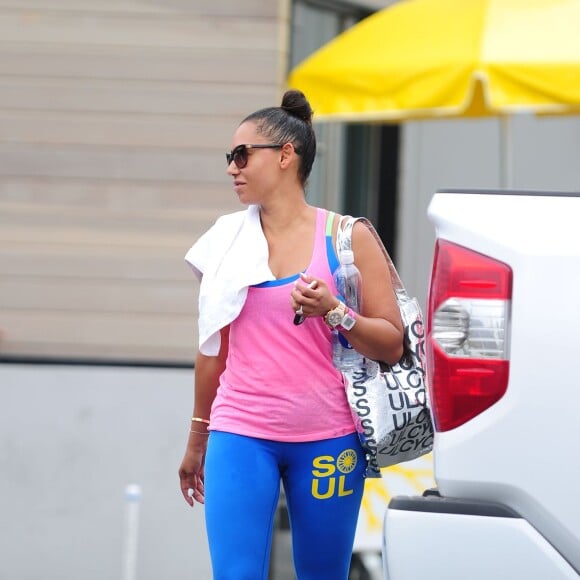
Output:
[{"xmin": 500, "ymin": 115, "xmax": 513, "ymax": 189}]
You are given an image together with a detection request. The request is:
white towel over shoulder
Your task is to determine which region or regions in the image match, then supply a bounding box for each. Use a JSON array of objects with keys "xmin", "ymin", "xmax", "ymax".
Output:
[{"xmin": 184, "ymin": 204, "xmax": 274, "ymax": 356}]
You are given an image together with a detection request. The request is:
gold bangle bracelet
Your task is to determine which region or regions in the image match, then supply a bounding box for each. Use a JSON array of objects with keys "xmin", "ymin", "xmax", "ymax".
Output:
[
  {"xmin": 190, "ymin": 429, "xmax": 210, "ymax": 435},
  {"xmin": 191, "ymin": 417, "xmax": 210, "ymax": 424}
]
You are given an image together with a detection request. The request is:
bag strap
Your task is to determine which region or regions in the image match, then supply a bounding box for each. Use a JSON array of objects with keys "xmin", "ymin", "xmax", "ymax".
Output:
[
  {"xmin": 337, "ymin": 215, "xmax": 406, "ymax": 294},
  {"xmin": 325, "ymin": 210, "xmax": 336, "ymax": 236}
]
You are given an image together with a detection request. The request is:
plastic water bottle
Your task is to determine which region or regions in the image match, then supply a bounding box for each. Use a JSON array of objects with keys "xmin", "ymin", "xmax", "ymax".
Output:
[{"xmin": 332, "ymin": 249, "xmax": 364, "ymax": 370}]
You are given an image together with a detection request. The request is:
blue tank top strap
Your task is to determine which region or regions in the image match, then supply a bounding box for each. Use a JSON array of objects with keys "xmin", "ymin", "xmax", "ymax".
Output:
[{"xmin": 325, "ymin": 210, "xmax": 340, "ymax": 274}]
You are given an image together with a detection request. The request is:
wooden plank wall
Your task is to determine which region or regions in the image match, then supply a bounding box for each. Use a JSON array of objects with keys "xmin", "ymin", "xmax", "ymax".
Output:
[{"xmin": 0, "ymin": 0, "xmax": 288, "ymax": 363}]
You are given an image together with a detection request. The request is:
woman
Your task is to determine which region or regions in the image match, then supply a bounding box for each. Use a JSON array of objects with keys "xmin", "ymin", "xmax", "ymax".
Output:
[{"xmin": 178, "ymin": 90, "xmax": 403, "ymax": 579}]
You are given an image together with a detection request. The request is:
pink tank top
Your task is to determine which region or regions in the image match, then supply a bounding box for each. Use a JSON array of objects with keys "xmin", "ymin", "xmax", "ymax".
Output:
[{"xmin": 209, "ymin": 208, "xmax": 356, "ymax": 442}]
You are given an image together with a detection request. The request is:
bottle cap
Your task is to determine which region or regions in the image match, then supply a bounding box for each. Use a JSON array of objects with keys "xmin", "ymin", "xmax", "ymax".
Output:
[{"xmin": 339, "ymin": 250, "xmax": 354, "ymax": 264}]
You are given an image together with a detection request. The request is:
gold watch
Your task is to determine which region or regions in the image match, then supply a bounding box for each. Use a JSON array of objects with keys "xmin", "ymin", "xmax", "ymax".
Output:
[{"xmin": 324, "ymin": 302, "xmax": 348, "ymax": 329}]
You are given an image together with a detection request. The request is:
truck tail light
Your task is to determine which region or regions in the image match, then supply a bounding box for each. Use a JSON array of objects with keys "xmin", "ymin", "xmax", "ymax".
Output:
[{"xmin": 427, "ymin": 240, "xmax": 512, "ymax": 431}]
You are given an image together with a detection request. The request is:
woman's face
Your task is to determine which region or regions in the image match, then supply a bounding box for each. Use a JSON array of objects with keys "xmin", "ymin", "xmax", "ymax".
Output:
[{"xmin": 226, "ymin": 121, "xmax": 283, "ymax": 205}]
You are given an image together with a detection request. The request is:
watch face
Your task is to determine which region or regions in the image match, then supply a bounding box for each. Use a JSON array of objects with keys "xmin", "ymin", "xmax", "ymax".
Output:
[
  {"xmin": 327, "ymin": 310, "xmax": 343, "ymax": 327},
  {"xmin": 341, "ymin": 314, "xmax": 356, "ymax": 331}
]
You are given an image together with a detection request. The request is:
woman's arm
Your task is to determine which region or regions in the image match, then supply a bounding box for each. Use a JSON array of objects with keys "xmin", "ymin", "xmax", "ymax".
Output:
[
  {"xmin": 178, "ymin": 326, "xmax": 229, "ymax": 506},
  {"xmin": 192, "ymin": 325, "xmax": 229, "ymax": 421}
]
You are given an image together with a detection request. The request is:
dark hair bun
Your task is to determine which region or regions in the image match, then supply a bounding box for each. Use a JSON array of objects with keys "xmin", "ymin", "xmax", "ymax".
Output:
[{"xmin": 281, "ymin": 90, "xmax": 313, "ymax": 126}]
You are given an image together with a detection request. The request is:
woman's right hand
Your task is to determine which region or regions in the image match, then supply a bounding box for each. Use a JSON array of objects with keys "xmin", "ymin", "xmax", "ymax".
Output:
[{"xmin": 178, "ymin": 438, "xmax": 208, "ymax": 506}]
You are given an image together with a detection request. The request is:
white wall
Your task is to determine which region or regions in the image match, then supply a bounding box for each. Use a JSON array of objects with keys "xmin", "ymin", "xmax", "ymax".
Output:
[{"xmin": 0, "ymin": 363, "xmax": 212, "ymax": 580}]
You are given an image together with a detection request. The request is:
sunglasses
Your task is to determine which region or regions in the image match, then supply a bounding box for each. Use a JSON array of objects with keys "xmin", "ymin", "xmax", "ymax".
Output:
[{"xmin": 226, "ymin": 143, "xmax": 283, "ymax": 168}]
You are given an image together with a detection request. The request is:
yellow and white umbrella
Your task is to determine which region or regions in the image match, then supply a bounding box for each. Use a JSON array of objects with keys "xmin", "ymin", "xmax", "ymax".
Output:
[{"xmin": 288, "ymin": 0, "xmax": 580, "ymax": 185}]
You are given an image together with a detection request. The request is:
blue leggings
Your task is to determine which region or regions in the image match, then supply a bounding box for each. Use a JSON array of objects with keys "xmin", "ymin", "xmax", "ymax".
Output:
[{"xmin": 204, "ymin": 431, "xmax": 366, "ymax": 580}]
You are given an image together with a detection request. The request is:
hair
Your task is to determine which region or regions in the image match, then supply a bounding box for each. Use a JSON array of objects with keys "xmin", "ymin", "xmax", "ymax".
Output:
[{"xmin": 242, "ymin": 90, "xmax": 316, "ymax": 186}]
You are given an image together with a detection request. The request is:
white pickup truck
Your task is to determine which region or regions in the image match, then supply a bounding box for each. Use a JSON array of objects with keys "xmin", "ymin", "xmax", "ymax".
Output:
[{"xmin": 382, "ymin": 189, "xmax": 580, "ymax": 580}]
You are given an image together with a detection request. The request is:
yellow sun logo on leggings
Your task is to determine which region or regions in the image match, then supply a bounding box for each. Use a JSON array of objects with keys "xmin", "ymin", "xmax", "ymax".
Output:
[{"xmin": 337, "ymin": 449, "xmax": 357, "ymax": 474}]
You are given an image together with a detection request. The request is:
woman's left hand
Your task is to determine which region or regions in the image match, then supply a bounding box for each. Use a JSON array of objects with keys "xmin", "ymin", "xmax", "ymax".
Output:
[{"xmin": 290, "ymin": 273, "xmax": 337, "ymax": 322}]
